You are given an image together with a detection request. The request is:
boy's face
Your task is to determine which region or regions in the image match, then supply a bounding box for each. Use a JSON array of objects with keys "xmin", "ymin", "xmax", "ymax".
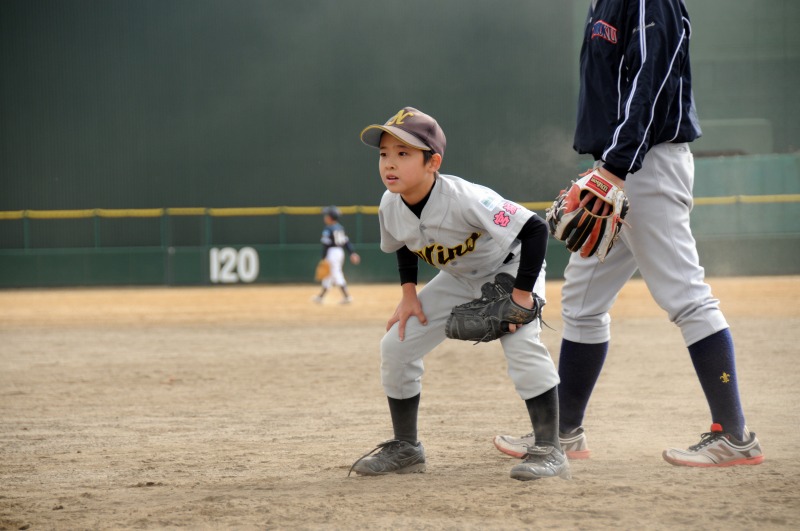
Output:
[{"xmin": 378, "ymin": 133, "xmax": 441, "ymax": 203}]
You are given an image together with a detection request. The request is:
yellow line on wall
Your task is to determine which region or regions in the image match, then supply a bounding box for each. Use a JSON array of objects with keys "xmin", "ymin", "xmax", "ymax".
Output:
[{"xmin": 2, "ymin": 194, "xmax": 799, "ymax": 220}]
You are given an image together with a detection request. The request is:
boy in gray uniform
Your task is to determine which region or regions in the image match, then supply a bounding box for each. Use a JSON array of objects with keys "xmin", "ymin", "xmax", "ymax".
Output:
[{"xmin": 349, "ymin": 107, "xmax": 568, "ymax": 481}]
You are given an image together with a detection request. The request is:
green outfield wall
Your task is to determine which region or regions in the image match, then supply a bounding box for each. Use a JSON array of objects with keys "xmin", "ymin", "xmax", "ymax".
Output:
[
  {"xmin": 1, "ymin": 1, "xmax": 797, "ymax": 214},
  {"xmin": 1, "ymin": 1, "xmax": 798, "ymax": 287},
  {"xmin": 1, "ymin": 154, "xmax": 798, "ymax": 288},
  {"xmin": 1, "ymin": 235, "xmax": 797, "ymax": 289}
]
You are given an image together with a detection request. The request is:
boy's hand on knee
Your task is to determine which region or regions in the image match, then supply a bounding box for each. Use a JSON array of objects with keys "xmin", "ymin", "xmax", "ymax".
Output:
[{"xmin": 388, "ymin": 285, "xmax": 428, "ymax": 341}]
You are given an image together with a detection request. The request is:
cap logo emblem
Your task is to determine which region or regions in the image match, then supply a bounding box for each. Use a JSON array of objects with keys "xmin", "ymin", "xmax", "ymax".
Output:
[{"xmin": 386, "ymin": 109, "xmax": 415, "ymax": 126}]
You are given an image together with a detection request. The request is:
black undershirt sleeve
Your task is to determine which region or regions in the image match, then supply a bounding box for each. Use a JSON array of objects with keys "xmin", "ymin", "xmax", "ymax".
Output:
[
  {"xmin": 513, "ymin": 215, "xmax": 549, "ymax": 293},
  {"xmin": 396, "ymin": 245, "xmax": 418, "ymax": 285}
]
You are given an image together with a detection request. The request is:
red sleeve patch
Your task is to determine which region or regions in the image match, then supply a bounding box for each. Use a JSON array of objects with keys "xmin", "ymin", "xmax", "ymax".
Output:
[
  {"xmin": 502, "ymin": 201, "xmax": 519, "ymax": 215},
  {"xmin": 493, "ymin": 211, "xmax": 511, "ymax": 227}
]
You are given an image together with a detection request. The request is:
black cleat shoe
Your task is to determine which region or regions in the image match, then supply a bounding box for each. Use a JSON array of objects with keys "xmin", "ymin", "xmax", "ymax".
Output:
[
  {"xmin": 510, "ymin": 445, "xmax": 571, "ymax": 481},
  {"xmin": 349, "ymin": 439, "xmax": 427, "ymax": 476}
]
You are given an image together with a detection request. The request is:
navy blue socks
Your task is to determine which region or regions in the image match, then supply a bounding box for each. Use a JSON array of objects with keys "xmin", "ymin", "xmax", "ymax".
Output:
[
  {"xmin": 557, "ymin": 330, "xmax": 746, "ymax": 441},
  {"xmin": 688, "ymin": 328, "xmax": 745, "ymax": 440},
  {"xmin": 557, "ymin": 339, "xmax": 608, "ymax": 433}
]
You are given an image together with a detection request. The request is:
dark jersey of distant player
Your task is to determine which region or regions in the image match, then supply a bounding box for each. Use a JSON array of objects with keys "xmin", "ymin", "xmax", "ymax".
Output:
[{"xmin": 321, "ymin": 222, "xmax": 355, "ymax": 258}]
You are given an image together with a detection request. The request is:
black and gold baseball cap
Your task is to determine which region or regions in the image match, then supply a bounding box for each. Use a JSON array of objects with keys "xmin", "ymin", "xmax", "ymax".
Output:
[{"xmin": 360, "ymin": 107, "xmax": 446, "ymax": 157}]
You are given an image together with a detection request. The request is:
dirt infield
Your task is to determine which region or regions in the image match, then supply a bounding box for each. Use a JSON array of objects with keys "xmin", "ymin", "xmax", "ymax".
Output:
[{"xmin": 1, "ymin": 276, "xmax": 799, "ymax": 530}]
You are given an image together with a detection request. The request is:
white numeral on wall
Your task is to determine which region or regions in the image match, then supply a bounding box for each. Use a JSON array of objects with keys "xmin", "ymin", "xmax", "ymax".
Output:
[{"xmin": 209, "ymin": 247, "xmax": 259, "ymax": 283}]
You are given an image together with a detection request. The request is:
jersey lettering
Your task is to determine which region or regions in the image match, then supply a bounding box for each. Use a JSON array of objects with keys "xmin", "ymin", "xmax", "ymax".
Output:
[
  {"xmin": 591, "ymin": 20, "xmax": 618, "ymax": 44},
  {"xmin": 322, "ymin": 226, "xmax": 349, "ymax": 247},
  {"xmin": 332, "ymin": 229, "xmax": 348, "ymax": 247},
  {"xmin": 413, "ymin": 232, "xmax": 482, "ymax": 267}
]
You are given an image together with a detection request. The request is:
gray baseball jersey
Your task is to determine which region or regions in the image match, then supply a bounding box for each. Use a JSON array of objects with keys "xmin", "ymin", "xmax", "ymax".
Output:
[
  {"xmin": 378, "ymin": 173, "xmax": 559, "ymax": 401},
  {"xmin": 379, "ymin": 174, "xmax": 532, "ymax": 278}
]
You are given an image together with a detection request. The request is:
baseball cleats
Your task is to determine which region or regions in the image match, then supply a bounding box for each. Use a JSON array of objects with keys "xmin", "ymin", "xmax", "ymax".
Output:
[
  {"xmin": 662, "ymin": 424, "xmax": 764, "ymax": 467},
  {"xmin": 560, "ymin": 427, "xmax": 591, "ymax": 459},
  {"xmin": 493, "ymin": 432, "xmax": 535, "ymax": 458},
  {"xmin": 510, "ymin": 445, "xmax": 571, "ymax": 481},
  {"xmin": 494, "ymin": 426, "xmax": 590, "ymax": 460},
  {"xmin": 348, "ymin": 439, "xmax": 426, "ymax": 476}
]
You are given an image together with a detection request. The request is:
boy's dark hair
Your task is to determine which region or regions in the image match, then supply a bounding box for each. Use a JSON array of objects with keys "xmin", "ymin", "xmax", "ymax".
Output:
[
  {"xmin": 422, "ymin": 151, "xmax": 433, "ymax": 164},
  {"xmin": 322, "ymin": 205, "xmax": 341, "ymax": 220}
]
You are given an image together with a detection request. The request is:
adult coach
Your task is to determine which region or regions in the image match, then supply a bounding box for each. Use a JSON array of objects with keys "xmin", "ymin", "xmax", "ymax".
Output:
[{"xmin": 495, "ymin": 0, "xmax": 763, "ymax": 467}]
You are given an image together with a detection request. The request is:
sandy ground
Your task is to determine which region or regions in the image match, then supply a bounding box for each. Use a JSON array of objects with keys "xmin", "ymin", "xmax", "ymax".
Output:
[{"xmin": 1, "ymin": 276, "xmax": 799, "ymax": 530}]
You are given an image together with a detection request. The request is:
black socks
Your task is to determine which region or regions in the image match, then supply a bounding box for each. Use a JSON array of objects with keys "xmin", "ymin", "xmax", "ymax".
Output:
[
  {"xmin": 525, "ymin": 386, "xmax": 561, "ymax": 449},
  {"xmin": 387, "ymin": 393, "xmax": 420, "ymax": 444},
  {"xmin": 557, "ymin": 339, "xmax": 608, "ymax": 433}
]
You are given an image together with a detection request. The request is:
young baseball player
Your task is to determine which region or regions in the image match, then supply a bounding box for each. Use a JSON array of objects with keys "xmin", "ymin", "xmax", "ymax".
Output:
[
  {"xmin": 312, "ymin": 206, "xmax": 360, "ymax": 304},
  {"xmin": 494, "ymin": 0, "xmax": 763, "ymax": 467},
  {"xmin": 349, "ymin": 107, "xmax": 568, "ymax": 481}
]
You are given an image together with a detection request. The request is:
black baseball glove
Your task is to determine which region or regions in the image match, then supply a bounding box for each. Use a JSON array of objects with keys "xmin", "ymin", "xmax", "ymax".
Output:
[{"xmin": 445, "ymin": 272, "xmax": 544, "ymax": 343}]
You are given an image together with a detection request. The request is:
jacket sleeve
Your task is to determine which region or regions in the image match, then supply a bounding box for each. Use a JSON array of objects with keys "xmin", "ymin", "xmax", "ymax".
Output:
[{"xmin": 601, "ymin": 0, "xmax": 688, "ymax": 177}]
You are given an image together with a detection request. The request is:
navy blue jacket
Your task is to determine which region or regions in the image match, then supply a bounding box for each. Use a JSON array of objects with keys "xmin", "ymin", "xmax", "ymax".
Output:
[{"xmin": 573, "ymin": 0, "xmax": 702, "ymax": 178}]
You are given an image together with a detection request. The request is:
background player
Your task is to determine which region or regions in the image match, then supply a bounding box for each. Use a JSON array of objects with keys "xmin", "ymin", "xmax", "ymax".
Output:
[
  {"xmin": 349, "ymin": 107, "xmax": 569, "ymax": 481},
  {"xmin": 312, "ymin": 205, "xmax": 360, "ymax": 304},
  {"xmin": 495, "ymin": 0, "xmax": 763, "ymax": 467}
]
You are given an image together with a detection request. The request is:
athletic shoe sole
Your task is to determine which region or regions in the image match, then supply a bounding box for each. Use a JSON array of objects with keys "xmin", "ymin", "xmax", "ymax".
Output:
[
  {"xmin": 662, "ymin": 451, "xmax": 764, "ymax": 467},
  {"xmin": 493, "ymin": 434, "xmax": 591, "ymax": 460}
]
